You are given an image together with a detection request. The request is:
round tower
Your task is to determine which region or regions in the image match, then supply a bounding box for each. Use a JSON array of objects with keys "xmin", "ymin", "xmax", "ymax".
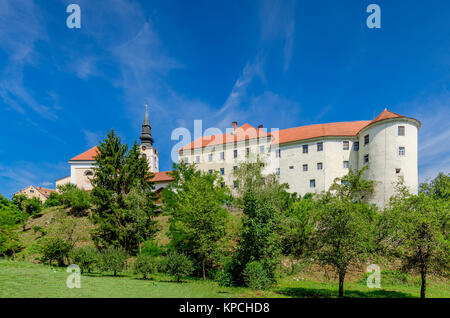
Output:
[{"xmin": 358, "ymin": 109, "xmax": 420, "ymax": 208}]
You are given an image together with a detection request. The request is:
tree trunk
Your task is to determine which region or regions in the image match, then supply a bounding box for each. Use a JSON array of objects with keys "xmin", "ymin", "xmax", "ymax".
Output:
[
  {"xmin": 420, "ymin": 267, "xmax": 426, "ymax": 299},
  {"xmin": 114, "ymin": 270, "xmax": 117, "ymax": 277},
  {"xmin": 338, "ymin": 272, "xmax": 345, "ymax": 298},
  {"xmin": 202, "ymin": 259, "xmax": 206, "ymax": 280}
]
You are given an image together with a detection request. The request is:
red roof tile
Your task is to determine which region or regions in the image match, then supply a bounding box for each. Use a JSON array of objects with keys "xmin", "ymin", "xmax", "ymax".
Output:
[
  {"xmin": 36, "ymin": 187, "xmax": 57, "ymax": 198},
  {"xmin": 179, "ymin": 123, "xmax": 268, "ymax": 151},
  {"xmin": 70, "ymin": 146, "xmax": 99, "ymax": 161},
  {"xmin": 273, "ymin": 121, "xmax": 372, "ymax": 145},
  {"xmin": 151, "ymin": 171, "xmax": 174, "ymax": 182},
  {"xmin": 370, "ymin": 108, "xmax": 404, "ymax": 124}
]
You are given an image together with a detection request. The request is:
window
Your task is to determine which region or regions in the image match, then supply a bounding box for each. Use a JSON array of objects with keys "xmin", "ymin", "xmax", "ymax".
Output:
[
  {"xmin": 276, "ymin": 149, "xmax": 281, "ymax": 158},
  {"xmin": 183, "ymin": 157, "xmax": 189, "ymax": 163},
  {"xmin": 354, "ymin": 142, "xmax": 359, "ymax": 151},
  {"xmin": 208, "ymin": 169, "xmax": 213, "ymax": 175},
  {"xmin": 246, "ymin": 147, "xmax": 250, "ymax": 157},
  {"xmin": 233, "ymin": 166, "xmax": 238, "ymax": 172},
  {"xmin": 343, "ymin": 161, "xmax": 349, "ymax": 169},
  {"xmin": 208, "ymin": 153, "xmax": 213, "ymax": 162},
  {"xmin": 317, "ymin": 162, "xmax": 323, "ymax": 170},
  {"xmin": 289, "ymin": 166, "xmax": 294, "ymax": 170},
  {"xmin": 220, "ymin": 168, "xmax": 225, "ymax": 175},
  {"xmin": 84, "ymin": 170, "xmax": 93, "ymax": 176},
  {"xmin": 260, "ymin": 145, "xmax": 265, "ymax": 154},
  {"xmin": 142, "ymin": 153, "xmax": 147, "ymax": 160},
  {"xmin": 396, "ymin": 168, "xmax": 401, "ymax": 174},
  {"xmin": 233, "ymin": 149, "xmax": 238, "ymax": 158},
  {"xmin": 302, "ymin": 145, "xmax": 308, "ymax": 154},
  {"xmin": 364, "ymin": 154, "xmax": 369, "ymax": 164},
  {"xmin": 343, "ymin": 141, "xmax": 349, "ymax": 150},
  {"xmin": 276, "ymin": 168, "xmax": 280, "ymax": 176},
  {"xmin": 310, "ymin": 179, "xmax": 316, "ymax": 188},
  {"xmin": 30, "ymin": 190, "xmax": 35, "ymax": 193},
  {"xmin": 364, "ymin": 134, "xmax": 369, "ymax": 145},
  {"xmin": 233, "ymin": 181, "xmax": 238, "ymax": 189},
  {"xmin": 303, "ymin": 164, "xmax": 308, "ymax": 172},
  {"xmin": 317, "ymin": 142, "xmax": 323, "ymax": 152},
  {"xmin": 399, "ymin": 147, "xmax": 405, "ymax": 156},
  {"xmin": 398, "ymin": 126, "xmax": 405, "ymax": 136},
  {"xmin": 196, "ymin": 156, "xmax": 200, "ymax": 163},
  {"xmin": 220, "ymin": 152, "xmax": 225, "ymax": 160}
]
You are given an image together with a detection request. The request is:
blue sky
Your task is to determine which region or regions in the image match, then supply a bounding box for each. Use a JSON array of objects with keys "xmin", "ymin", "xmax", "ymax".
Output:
[{"xmin": 0, "ymin": 0, "xmax": 449, "ymax": 198}]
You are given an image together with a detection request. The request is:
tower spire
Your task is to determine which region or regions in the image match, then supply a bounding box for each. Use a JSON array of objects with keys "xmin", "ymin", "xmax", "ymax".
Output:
[{"xmin": 140, "ymin": 104, "xmax": 154, "ymax": 145}]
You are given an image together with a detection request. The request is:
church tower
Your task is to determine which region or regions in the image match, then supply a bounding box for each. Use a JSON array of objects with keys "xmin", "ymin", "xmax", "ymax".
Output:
[{"xmin": 140, "ymin": 104, "xmax": 159, "ymax": 172}]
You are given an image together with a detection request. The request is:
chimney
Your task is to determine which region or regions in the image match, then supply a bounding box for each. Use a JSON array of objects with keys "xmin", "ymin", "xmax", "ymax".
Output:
[
  {"xmin": 232, "ymin": 121, "xmax": 238, "ymax": 133},
  {"xmin": 258, "ymin": 125, "xmax": 263, "ymax": 135}
]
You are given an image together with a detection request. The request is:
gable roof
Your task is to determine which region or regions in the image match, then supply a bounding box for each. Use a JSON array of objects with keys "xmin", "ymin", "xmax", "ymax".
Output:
[
  {"xmin": 70, "ymin": 146, "xmax": 99, "ymax": 161},
  {"xmin": 151, "ymin": 171, "xmax": 174, "ymax": 183},
  {"xmin": 36, "ymin": 187, "xmax": 57, "ymax": 198},
  {"xmin": 179, "ymin": 123, "xmax": 268, "ymax": 151},
  {"xmin": 370, "ymin": 108, "xmax": 404, "ymax": 124}
]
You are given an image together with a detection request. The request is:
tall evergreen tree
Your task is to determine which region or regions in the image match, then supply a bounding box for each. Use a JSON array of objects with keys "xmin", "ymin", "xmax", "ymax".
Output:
[{"xmin": 90, "ymin": 130, "xmax": 159, "ymax": 254}]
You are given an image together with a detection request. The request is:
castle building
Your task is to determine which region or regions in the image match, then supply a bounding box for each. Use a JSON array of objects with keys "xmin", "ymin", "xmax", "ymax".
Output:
[
  {"xmin": 56, "ymin": 105, "xmax": 174, "ymax": 192},
  {"xmin": 177, "ymin": 109, "xmax": 420, "ymax": 208}
]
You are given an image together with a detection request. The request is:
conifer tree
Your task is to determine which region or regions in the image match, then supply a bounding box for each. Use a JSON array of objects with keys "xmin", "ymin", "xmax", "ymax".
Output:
[{"xmin": 90, "ymin": 130, "xmax": 159, "ymax": 254}]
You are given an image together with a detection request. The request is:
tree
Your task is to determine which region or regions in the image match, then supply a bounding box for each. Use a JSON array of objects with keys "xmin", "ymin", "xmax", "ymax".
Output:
[
  {"xmin": 69, "ymin": 246, "xmax": 99, "ymax": 274},
  {"xmin": 0, "ymin": 194, "xmax": 26, "ymax": 258},
  {"xmin": 164, "ymin": 252, "xmax": 194, "ymax": 282},
  {"xmin": 231, "ymin": 188, "xmax": 282, "ymax": 287},
  {"xmin": 382, "ymin": 177, "xmax": 449, "ymax": 298},
  {"xmin": 163, "ymin": 162, "xmax": 230, "ymax": 279},
  {"xmin": 310, "ymin": 167, "xmax": 378, "ymax": 297},
  {"xmin": 90, "ymin": 130, "xmax": 159, "ymax": 254},
  {"xmin": 99, "ymin": 247, "xmax": 128, "ymax": 276},
  {"xmin": 133, "ymin": 253, "xmax": 158, "ymax": 279}
]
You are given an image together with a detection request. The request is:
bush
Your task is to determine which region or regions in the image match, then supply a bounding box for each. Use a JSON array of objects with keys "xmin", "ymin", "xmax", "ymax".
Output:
[
  {"xmin": 69, "ymin": 246, "xmax": 99, "ymax": 274},
  {"xmin": 39, "ymin": 237, "xmax": 71, "ymax": 266},
  {"xmin": 44, "ymin": 192, "xmax": 63, "ymax": 208},
  {"xmin": 214, "ymin": 269, "xmax": 233, "ymax": 287},
  {"xmin": 23, "ymin": 198, "xmax": 42, "ymax": 217},
  {"xmin": 164, "ymin": 252, "xmax": 194, "ymax": 282},
  {"xmin": 62, "ymin": 188, "xmax": 91, "ymax": 215},
  {"xmin": 134, "ymin": 254, "xmax": 158, "ymax": 279},
  {"xmin": 99, "ymin": 247, "xmax": 128, "ymax": 276},
  {"xmin": 242, "ymin": 261, "xmax": 271, "ymax": 290},
  {"xmin": 141, "ymin": 240, "xmax": 164, "ymax": 257}
]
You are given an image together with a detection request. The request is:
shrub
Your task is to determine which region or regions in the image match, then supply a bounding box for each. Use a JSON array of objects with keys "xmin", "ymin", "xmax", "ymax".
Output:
[
  {"xmin": 134, "ymin": 254, "xmax": 158, "ymax": 279},
  {"xmin": 39, "ymin": 237, "xmax": 71, "ymax": 266},
  {"xmin": 62, "ymin": 188, "xmax": 91, "ymax": 215},
  {"xmin": 164, "ymin": 252, "xmax": 194, "ymax": 282},
  {"xmin": 214, "ymin": 269, "xmax": 233, "ymax": 287},
  {"xmin": 32, "ymin": 225, "xmax": 46, "ymax": 235},
  {"xmin": 141, "ymin": 240, "xmax": 164, "ymax": 257},
  {"xmin": 44, "ymin": 192, "xmax": 63, "ymax": 208},
  {"xmin": 23, "ymin": 198, "xmax": 42, "ymax": 217},
  {"xmin": 242, "ymin": 261, "xmax": 271, "ymax": 290},
  {"xmin": 99, "ymin": 247, "xmax": 128, "ymax": 276},
  {"xmin": 69, "ymin": 246, "xmax": 99, "ymax": 274}
]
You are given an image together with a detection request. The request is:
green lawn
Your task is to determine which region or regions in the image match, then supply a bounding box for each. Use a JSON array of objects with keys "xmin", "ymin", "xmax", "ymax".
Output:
[{"xmin": 0, "ymin": 260, "xmax": 448, "ymax": 298}]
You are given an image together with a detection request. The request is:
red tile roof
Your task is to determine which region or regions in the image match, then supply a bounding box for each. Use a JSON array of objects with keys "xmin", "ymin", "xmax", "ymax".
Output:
[
  {"xmin": 36, "ymin": 187, "xmax": 57, "ymax": 198},
  {"xmin": 370, "ymin": 108, "xmax": 404, "ymax": 124},
  {"xmin": 178, "ymin": 109, "xmax": 413, "ymax": 150},
  {"xmin": 70, "ymin": 146, "xmax": 99, "ymax": 161},
  {"xmin": 273, "ymin": 121, "xmax": 372, "ymax": 145},
  {"xmin": 179, "ymin": 123, "xmax": 268, "ymax": 151},
  {"xmin": 151, "ymin": 171, "xmax": 174, "ymax": 182}
]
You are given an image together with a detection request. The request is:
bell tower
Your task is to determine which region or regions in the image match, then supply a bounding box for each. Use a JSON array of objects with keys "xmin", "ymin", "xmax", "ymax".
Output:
[{"xmin": 140, "ymin": 104, "xmax": 159, "ymax": 172}]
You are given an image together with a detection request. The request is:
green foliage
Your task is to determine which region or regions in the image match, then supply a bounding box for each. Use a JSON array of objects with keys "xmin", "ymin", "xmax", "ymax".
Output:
[
  {"xmin": 140, "ymin": 240, "xmax": 164, "ymax": 257},
  {"xmin": 23, "ymin": 198, "xmax": 42, "ymax": 217},
  {"xmin": 214, "ymin": 269, "xmax": 233, "ymax": 287},
  {"xmin": 164, "ymin": 162, "xmax": 230, "ymax": 279},
  {"xmin": 90, "ymin": 130, "xmax": 159, "ymax": 254},
  {"xmin": 99, "ymin": 247, "xmax": 128, "ymax": 276},
  {"xmin": 61, "ymin": 188, "xmax": 91, "ymax": 214},
  {"xmin": 164, "ymin": 252, "xmax": 194, "ymax": 282},
  {"xmin": 39, "ymin": 237, "xmax": 71, "ymax": 266},
  {"xmin": 232, "ymin": 188, "xmax": 281, "ymax": 286},
  {"xmin": 382, "ymin": 177, "xmax": 450, "ymax": 298},
  {"xmin": 43, "ymin": 192, "xmax": 63, "ymax": 208},
  {"xmin": 242, "ymin": 261, "xmax": 271, "ymax": 290},
  {"xmin": 133, "ymin": 253, "xmax": 158, "ymax": 279},
  {"xmin": 310, "ymin": 167, "xmax": 378, "ymax": 297},
  {"xmin": 419, "ymin": 172, "xmax": 449, "ymax": 199},
  {"xmin": 359, "ymin": 270, "xmax": 420, "ymax": 287},
  {"xmin": 69, "ymin": 246, "xmax": 99, "ymax": 274},
  {"xmin": 0, "ymin": 194, "xmax": 26, "ymax": 257}
]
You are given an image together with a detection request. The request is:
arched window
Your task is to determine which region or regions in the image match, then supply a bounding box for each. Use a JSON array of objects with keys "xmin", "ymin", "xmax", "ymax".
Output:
[{"xmin": 84, "ymin": 170, "xmax": 94, "ymax": 177}]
